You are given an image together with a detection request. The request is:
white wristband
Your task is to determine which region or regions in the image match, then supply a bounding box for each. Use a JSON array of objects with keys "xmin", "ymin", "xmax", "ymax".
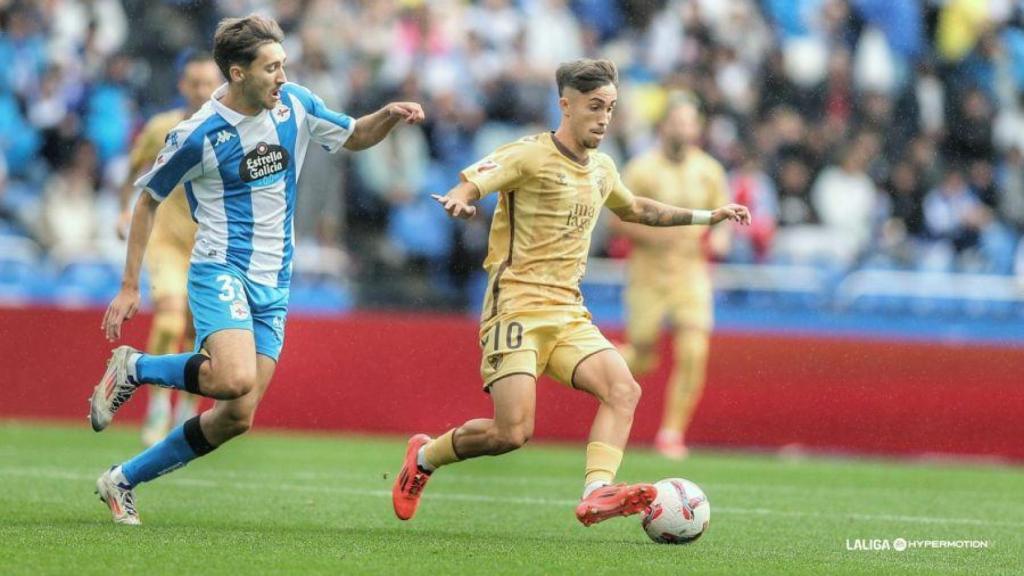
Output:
[{"xmin": 691, "ymin": 210, "xmax": 712, "ymax": 225}]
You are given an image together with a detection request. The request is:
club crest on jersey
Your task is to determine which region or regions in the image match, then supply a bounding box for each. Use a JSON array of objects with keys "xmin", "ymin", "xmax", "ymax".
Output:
[
  {"xmin": 487, "ymin": 353, "xmax": 504, "ymax": 371},
  {"xmin": 240, "ymin": 142, "xmax": 290, "ymax": 185},
  {"xmin": 274, "ymin": 104, "xmax": 291, "ymax": 122},
  {"xmin": 230, "ymin": 298, "xmax": 250, "ymax": 321}
]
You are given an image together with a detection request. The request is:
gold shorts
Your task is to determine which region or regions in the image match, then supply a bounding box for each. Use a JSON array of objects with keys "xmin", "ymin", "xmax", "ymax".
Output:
[
  {"xmin": 145, "ymin": 242, "xmax": 191, "ymax": 301},
  {"xmin": 625, "ymin": 274, "xmax": 713, "ymax": 346},
  {"xmin": 479, "ymin": 308, "xmax": 615, "ymax": 391}
]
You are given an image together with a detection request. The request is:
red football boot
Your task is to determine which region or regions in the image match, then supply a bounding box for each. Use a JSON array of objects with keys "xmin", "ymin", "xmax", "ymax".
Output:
[
  {"xmin": 575, "ymin": 482, "xmax": 658, "ymax": 527},
  {"xmin": 392, "ymin": 434, "xmax": 433, "ymax": 521}
]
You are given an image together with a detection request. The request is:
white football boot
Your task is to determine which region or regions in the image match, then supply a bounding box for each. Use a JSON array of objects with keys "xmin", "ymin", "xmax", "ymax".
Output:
[
  {"xmin": 95, "ymin": 467, "xmax": 140, "ymax": 525},
  {"xmin": 90, "ymin": 346, "xmax": 140, "ymax": 432}
]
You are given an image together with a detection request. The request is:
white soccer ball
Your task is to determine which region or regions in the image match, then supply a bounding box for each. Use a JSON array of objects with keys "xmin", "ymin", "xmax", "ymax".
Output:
[{"xmin": 641, "ymin": 478, "xmax": 711, "ymax": 544}]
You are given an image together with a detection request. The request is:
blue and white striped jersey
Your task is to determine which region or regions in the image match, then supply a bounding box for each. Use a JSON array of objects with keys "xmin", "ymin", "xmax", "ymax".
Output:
[{"xmin": 135, "ymin": 82, "xmax": 354, "ymax": 288}]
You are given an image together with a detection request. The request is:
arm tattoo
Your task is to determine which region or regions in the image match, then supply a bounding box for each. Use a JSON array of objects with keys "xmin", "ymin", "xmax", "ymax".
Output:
[{"xmin": 635, "ymin": 199, "xmax": 692, "ymax": 226}]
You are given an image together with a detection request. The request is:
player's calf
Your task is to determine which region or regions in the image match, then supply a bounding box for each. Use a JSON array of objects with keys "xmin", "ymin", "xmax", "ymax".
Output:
[{"xmin": 206, "ymin": 410, "xmax": 254, "ymax": 443}]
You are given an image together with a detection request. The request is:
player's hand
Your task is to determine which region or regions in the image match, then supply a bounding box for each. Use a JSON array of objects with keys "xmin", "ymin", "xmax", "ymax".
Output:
[
  {"xmin": 116, "ymin": 209, "xmax": 131, "ymax": 241},
  {"xmin": 386, "ymin": 102, "xmax": 426, "ymax": 124},
  {"xmin": 431, "ymin": 193, "xmax": 477, "ymax": 219},
  {"xmin": 102, "ymin": 286, "xmax": 141, "ymax": 342},
  {"xmin": 711, "ymin": 204, "xmax": 751, "ymax": 226}
]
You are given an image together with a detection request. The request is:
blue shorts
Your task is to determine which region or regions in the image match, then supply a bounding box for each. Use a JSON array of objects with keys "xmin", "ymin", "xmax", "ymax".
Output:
[{"xmin": 188, "ymin": 262, "xmax": 290, "ymax": 361}]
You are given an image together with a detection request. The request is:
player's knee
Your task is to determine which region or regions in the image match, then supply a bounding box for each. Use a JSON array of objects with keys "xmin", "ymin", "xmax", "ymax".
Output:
[
  {"xmin": 220, "ymin": 370, "xmax": 257, "ymax": 399},
  {"xmin": 228, "ymin": 415, "xmax": 254, "ymax": 437},
  {"xmin": 608, "ymin": 378, "xmax": 642, "ymax": 412},
  {"xmin": 493, "ymin": 423, "xmax": 532, "ymax": 453}
]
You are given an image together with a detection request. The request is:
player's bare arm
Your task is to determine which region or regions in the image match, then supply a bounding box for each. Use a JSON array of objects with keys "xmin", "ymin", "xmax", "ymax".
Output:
[
  {"xmin": 116, "ymin": 155, "xmax": 151, "ymax": 240},
  {"xmin": 431, "ymin": 180, "xmax": 481, "ymax": 219},
  {"xmin": 103, "ymin": 191, "xmax": 159, "ymax": 341},
  {"xmin": 609, "ymin": 214, "xmax": 676, "ymax": 247},
  {"xmin": 612, "ymin": 196, "xmax": 751, "ymax": 227},
  {"xmin": 343, "ymin": 102, "xmax": 426, "ymax": 151}
]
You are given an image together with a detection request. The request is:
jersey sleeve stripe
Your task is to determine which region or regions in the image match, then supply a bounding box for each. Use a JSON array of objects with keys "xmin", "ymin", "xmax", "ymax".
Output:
[
  {"xmin": 138, "ymin": 114, "xmax": 217, "ymax": 200},
  {"xmin": 281, "ymin": 82, "xmax": 353, "ymax": 152},
  {"xmin": 274, "ymin": 91, "xmax": 300, "ymax": 287}
]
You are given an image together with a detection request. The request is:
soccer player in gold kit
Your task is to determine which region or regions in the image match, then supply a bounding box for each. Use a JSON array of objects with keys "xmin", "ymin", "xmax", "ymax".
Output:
[
  {"xmin": 614, "ymin": 95, "xmax": 731, "ymax": 460},
  {"xmin": 392, "ymin": 59, "xmax": 749, "ymax": 526},
  {"xmin": 117, "ymin": 52, "xmax": 221, "ymax": 446}
]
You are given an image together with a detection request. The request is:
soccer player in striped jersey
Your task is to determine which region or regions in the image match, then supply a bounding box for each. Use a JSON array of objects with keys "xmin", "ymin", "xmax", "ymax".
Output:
[
  {"xmin": 90, "ymin": 14, "xmax": 425, "ymax": 525},
  {"xmin": 391, "ymin": 59, "xmax": 749, "ymax": 526}
]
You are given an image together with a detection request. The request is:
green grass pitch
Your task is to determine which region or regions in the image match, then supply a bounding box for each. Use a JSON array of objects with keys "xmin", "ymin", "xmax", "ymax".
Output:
[{"xmin": 1, "ymin": 421, "xmax": 1021, "ymax": 575}]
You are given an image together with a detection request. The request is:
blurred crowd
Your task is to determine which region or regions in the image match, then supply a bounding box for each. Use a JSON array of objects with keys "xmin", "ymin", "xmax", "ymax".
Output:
[{"xmin": 2, "ymin": 0, "xmax": 1024, "ymax": 310}]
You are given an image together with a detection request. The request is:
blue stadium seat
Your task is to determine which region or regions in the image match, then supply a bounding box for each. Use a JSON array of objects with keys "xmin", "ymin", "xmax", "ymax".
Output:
[
  {"xmin": 0, "ymin": 236, "xmax": 42, "ymax": 304},
  {"xmin": 288, "ymin": 281, "xmax": 353, "ymax": 314},
  {"xmin": 52, "ymin": 258, "xmax": 121, "ymax": 306}
]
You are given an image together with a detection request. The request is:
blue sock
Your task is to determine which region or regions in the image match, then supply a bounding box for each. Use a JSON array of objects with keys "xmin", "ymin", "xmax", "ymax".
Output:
[
  {"xmin": 120, "ymin": 417, "xmax": 216, "ymax": 486},
  {"xmin": 135, "ymin": 353, "xmax": 194, "ymax": 389}
]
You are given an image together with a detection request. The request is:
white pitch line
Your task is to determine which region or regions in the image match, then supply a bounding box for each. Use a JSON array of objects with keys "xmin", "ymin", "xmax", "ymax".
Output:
[
  {"xmin": 2, "ymin": 467, "xmax": 1023, "ymax": 529},
  {"xmin": 5, "ymin": 464, "xmax": 1020, "ymax": 508}
]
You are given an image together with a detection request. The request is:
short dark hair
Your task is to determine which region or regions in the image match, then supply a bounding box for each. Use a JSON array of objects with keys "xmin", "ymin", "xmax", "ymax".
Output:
[
  {"xmin": 183, "ymin": 50, "xmax": 215, "ymax": 68},
  {"xmin": 177, "ymin": 49, "xmax": 215, "ymax": 75},
  {"xmin": 213, "ymin": 14, "xmax": 284, "ymax": 80},
  {"xmin": 556, "ymin": 59, "xmax": 618, "ymax": 96}
]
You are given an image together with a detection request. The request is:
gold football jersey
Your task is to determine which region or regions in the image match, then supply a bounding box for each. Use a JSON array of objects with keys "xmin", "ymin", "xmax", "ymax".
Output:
[
  {"xmin": 622, "ymin": 147, "xmax": 728, "ymax": 283},
  {"xmin": 462, "ymin": 132, "xmax": 635, "ymax": 322},
  {"xmin": 129, "ymin": 109, "xmax": 198, "ymax": 251}
]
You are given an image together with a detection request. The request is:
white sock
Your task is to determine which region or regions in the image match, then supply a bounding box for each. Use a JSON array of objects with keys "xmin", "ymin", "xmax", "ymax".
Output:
[
  {"xmin": 110, "ymin": 465, "xmax": 131, "ymax": 488},
  {"xmin": 127, "ymin": 353, "xmax": 142, "ymax": 385},
  {"xmin": 656, "ymin": 429, "xmax": 682, "ymax": 443},
  {"xmin": 147, "ymin": 392, "xmax": 171, "ymax": 416},
  {"xmin": 582, "ymin": 481, "xmax": 609, "ymax": 499},
  {"xmin": 416, "ymin": 446, "xmax": 435, "ymax": 473}
]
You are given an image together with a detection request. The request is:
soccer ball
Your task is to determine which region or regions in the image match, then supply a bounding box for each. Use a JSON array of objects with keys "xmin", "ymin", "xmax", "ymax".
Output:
[{"xmin": 641, "ymin": 478, "xmax": 710, "ymax": 544}]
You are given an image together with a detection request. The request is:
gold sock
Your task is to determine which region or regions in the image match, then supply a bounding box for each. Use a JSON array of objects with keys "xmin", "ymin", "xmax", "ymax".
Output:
[
  {"xmin": 584, "ymin": 441, "xmax": 623, "ymax": 486},
  {"xmin": 423, "ymin": 428, "xmax": 461, "ymax": 470}
]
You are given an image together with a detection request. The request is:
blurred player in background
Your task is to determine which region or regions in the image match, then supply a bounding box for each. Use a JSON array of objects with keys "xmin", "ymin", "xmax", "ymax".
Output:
[
  {"xmin": 613, "ymin": 95, "xmax": 731, "ymax": 460},
  {"xmin": 117, "ymin": 51, "xmax": 221, "ymax": 447},
  {"xmin": 90, "ymin": 14, "xmax": 425, "ymax": 525},
  {"xmin": 393, "ymin": 59, "xmax": 749, "ymax": 526}
]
